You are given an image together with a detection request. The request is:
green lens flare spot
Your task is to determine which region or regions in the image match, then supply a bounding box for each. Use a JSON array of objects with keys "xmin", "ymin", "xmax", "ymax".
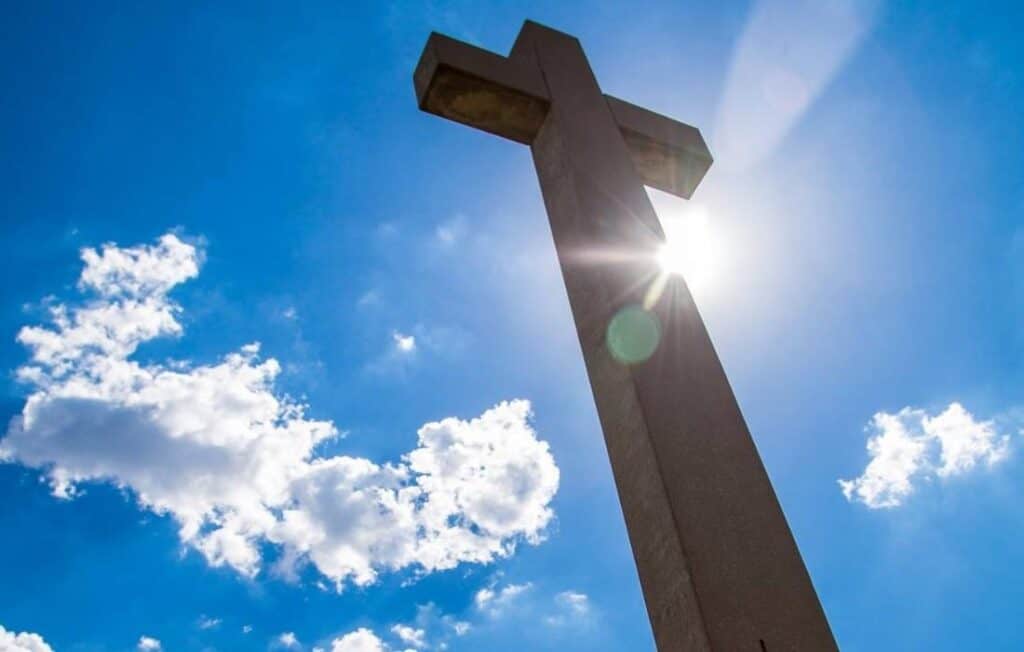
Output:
[{"xmin": 606, "ymin": 305, "xmax": 661, "ymax": 365}]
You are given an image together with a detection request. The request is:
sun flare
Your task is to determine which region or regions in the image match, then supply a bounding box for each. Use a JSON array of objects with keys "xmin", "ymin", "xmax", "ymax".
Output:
[{"xmin": 653, "ymin": 201, "xmax": 719, "ymax": 293}]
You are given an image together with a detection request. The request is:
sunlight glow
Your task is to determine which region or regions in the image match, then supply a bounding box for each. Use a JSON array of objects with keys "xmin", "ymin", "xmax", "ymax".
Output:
[
  {"xmin": 655, "ymin": 203, "xmax": 719, "ymax": 293},
  {"xmin": 713, "ymin": 0, "xmax": 879, "ymax": 171}
]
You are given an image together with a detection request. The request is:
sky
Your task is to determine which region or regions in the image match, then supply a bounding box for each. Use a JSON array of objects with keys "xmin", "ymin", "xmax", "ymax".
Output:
[{"xmin": 1, "ymin": 1, "xmax": 1023, "ymax": 651}]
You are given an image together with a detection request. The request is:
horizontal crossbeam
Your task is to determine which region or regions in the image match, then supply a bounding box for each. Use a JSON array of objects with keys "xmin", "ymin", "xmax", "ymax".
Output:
[{"xmin": 414, "ymin": 31, "xmax": 712, "ymax": 198}]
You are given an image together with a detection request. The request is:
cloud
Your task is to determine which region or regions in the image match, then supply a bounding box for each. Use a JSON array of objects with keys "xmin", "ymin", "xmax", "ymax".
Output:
[
  {"xmin": 368, "ymin": 325, "xmax": 471, "ymax": 377},
  {"xmin": 137, "ymin": 636, "xmax": 161, "ymax": 651},
  {"xmin": 356, "ymin": 290, "xmax": 381, "ymax": 309},
  {"xmin": 323, "ymin": 586, "xmax": 586, "ymax": 652},
  {"xmin": 390, "ymin": 624, "xmax": 425, "ymax": 649},
  {"xmin": 433, "ymin": 216, "xmax": 467, "ymax": 248},
  {"xmin": 392, "ymin": 331, "xmax": 416, "ymax": 353},
  {"xmin": 839, "ymin": 402, "xmax": 1011, "ymax": 508},
  {"xmin": 383, "ymin": 603, "xmax": 470, "ymax": 651},
  {"xmin": 277, "ymin": 632, "xmax": 300, "ymax": 648},
  {"xmin": 545, "ymin": 590, "xmax": 591, "ymax": 627},
  {"xmin": 197, "ymin": 615, "xmax": 221, "ymax": 630},
  {"xmin": 474, "ymin": 582, "xmax": 532, "ymax": 617},
  {"xmin": 1, "ymin": 234, "xmax": 559, "ymax": 589},
  {"xmin": 554, "ymin": 590, "xmax": 589, "ymax": 616},
  {"xmin": 330, "ymin": 628, "xmax": 385, "ymax": 652},
  {"xmin": 0, "ymin": 626, "xmax": 53, "ymax": 652}
]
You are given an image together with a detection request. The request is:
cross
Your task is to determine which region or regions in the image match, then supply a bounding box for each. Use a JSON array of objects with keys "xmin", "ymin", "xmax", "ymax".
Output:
[{"xmin": 414, "ymin": 21, "xmax": 837, "ymax": 651}]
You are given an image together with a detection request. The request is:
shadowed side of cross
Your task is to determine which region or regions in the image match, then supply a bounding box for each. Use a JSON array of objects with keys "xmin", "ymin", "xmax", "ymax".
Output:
[{"xmin": 414, "ymin": 20, "xmax": 837, "ymax": 652}]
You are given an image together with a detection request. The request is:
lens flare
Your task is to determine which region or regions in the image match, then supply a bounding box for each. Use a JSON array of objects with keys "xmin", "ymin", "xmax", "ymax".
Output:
[
  {"xmin": 607, "ymin": 305, "xmax": 661, "ymax": 365},
  {"xmin": 654, "ymin": 203, "xmax": 718, "ymax": 293}
]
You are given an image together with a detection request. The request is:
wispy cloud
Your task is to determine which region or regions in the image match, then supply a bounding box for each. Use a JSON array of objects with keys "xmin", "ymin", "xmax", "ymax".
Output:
[
  {"xmin": 557, "ymin": 590, "xmax": 590, "ymax": 614},
  {"xmin": 356, "ymin": 289, "xmax": 381, "ymax": 309},
  {"xmin": 317, "ymin": 584, "xmax": 590, "ymax": 651},
  {"xmin": 433, "ymin": 215, "xmax": 467, "ymax": 249},
  {"xmin": 474, "ymin": 581, "xmax": 532, "ymax": 617}
]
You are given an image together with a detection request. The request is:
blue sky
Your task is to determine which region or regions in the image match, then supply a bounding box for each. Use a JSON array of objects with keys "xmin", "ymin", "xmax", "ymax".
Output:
[{"xmin": 2, "ymin": 1, "xmax": 1023, "ymax": 651}]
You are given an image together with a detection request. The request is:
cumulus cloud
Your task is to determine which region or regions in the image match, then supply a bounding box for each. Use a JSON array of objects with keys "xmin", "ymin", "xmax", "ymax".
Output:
[
  {"xmin": 136, "ymin": 636, "xmax": 161, "ymax": 651},
  {"xmin": 0, "ymin": 626, "xmax": 53, "ymax": 652},
  {"xmin": 330, "ymin": 628, "xmax": 385, "ymax": 652},
  {"xmin": 1, "ymin": 234, "xmax": 560, "ymax": 588},
  {"xmin": 839, "ymin": 402, "xmax": 1011, "ymax": 508}
]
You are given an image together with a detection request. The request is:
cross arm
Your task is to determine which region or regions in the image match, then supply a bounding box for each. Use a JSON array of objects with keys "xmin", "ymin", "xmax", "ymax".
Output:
[
  {"xmin": 413, "ymin": 27, "xmax": 713, "ymax": 198},
  {"xmin": 605, "ymin": 95, "xmax": 713, "ymax": 199},
  {"xmin": 413, "ymin": 32, "xmax": 551, "ymax": 145}
]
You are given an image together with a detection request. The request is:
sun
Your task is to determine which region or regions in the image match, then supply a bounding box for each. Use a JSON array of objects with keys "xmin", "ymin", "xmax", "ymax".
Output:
[{"xmin": 653, "ymin": 201, "xmax": 719, "ymax": 293}]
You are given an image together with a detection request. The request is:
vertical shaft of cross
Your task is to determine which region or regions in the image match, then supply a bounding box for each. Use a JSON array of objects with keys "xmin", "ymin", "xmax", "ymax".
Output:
[
  {"xmin": 415, "ymin": 20, "xmax": 838, "ymax": 651},
  {"xmin": 521, "ymin": 25, "xmax": 836, "ymax": 649},
  {"xmin": 515, "ymin": 26, "xmax": 715, "ymax": 650}
]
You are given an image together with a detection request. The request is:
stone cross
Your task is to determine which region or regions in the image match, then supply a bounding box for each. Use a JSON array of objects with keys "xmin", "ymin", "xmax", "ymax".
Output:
[{"xmin": 414, "ymin": 21, "xmax": 837, "ymax": 651}]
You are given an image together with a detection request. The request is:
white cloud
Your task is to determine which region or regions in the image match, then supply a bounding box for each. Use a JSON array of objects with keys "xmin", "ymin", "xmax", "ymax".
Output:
[
  {"xmin": 474, "ymin": 582, "xmax": 532, "ymax": 616},
  {"xmin": 554, "ymin": 591, "xmax": 589, "ymax": 616},
  {"xmin": 242, "ymin": 625, "xmax": 253, "ymax": 634},
  {"xmin": 377, "ymin": 588, "xmax": 591, "ymax": 650},
  {"xmin": 545, "ymin": 590, "xmax": 591, "ymax": 627},
  {"xmin": 0, "ymin": 626, "xmax": 53, "ymax": 652},
  {"xmin": 390, "ymin": 624, "xmax": 425, "ymax": 649},
  {"xmin": 369, "ymin": 325, "xmax": 470, "ymax": 376},
  {"xmin": 1, "ymin": 234, "xmax": 559, "ymax": 589},
  {"xmin": 197, "ymin": 615, "xmax": 221, "ymax": 630},
  {"xmin": 356, "ymin": 290, "xmax": 380, "ymax": 309},
  {"xmin": 392, "ymin": 331, "xmax": 416, "ymax": 353},
  {"xmin": 385, "ymin": 603, "xmax": 469, "ymax": 651},
  {"xmin": 434, "ymin": 216, "xmax": 466, "ymax": 248},
  {"xmin": 137, "ymin": 636, "xmax": 162, "ymax": 651},
  {"xmin": 840, "ymin": 402, "xmax": 1011, "ymax": 508},
  {"xmin": 277, "ymin": 632, "xmax": 300, "ymax": 648},
  {"xmin": 330, "ymin": 628, "xmax": 384, "ymax": 652}
]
